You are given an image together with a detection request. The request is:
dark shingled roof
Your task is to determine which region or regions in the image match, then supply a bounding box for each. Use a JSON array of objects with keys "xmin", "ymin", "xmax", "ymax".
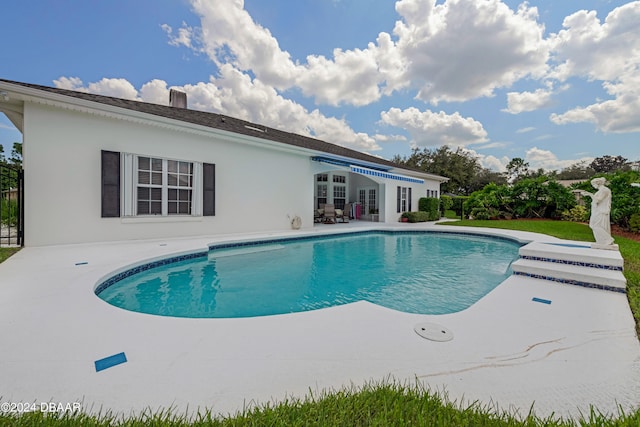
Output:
[{"xmin": 0, "ymin": 79, "xmax": 441, "ymax": 178}]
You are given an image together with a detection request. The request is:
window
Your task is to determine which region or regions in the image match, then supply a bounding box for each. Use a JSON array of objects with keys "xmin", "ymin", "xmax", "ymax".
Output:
[
  {"xmin": 368, "ymin": 188, "xmax": 377, "ymax": 214},
  {"xmin": 136, "ymin": 157, "xmax": 193, "ymax": 216},
  {"xmin": 167, "ymin": 160, "xmax": 193, "ymax": 214},
  {"xmin": 317, "ymin": 174, "xmax": 328, "ymax": 182},
  {"xmin": 397, "ymin": 186, "xmax": 411, "ymax": 212},
  {"xmin": 333, "ymin": 174, "xmax": 346, "ymax": 183},
  {"xmin": 101, "ymin": 150, "xmax": 215, "ymax": 218},
  {"xmin": 317, "ymin": 184, "xmax": 328, "ymax": 208},
  {"xmin": 137, "ymin": 157, "xmax": 164, "ymax": 215},
  {"xmin": 333, "ymin": 185, "xmax": 346, "ymax": 210}
]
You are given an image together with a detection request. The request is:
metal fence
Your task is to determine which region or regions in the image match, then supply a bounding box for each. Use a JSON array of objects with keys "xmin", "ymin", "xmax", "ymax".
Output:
[{"xmin": 0, "ymin": 163, "xmax": 23, "ymax": 246}]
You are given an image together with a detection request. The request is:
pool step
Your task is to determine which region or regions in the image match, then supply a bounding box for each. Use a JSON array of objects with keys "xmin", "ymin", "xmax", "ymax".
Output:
[{"xmin": 511, "ymin": 241, "xmax": 626, "ymax": 293}]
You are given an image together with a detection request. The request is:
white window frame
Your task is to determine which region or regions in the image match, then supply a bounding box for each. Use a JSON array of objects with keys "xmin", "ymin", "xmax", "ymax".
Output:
[{"xmin": 122, "ymin": 153, "xmax": 203, "ymax": 217}]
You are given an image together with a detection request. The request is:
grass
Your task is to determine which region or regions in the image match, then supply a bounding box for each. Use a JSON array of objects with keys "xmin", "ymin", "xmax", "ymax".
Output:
[
  {"xmin": 0, "ymin": 247, "xmax": 20, "ymax": 263},
  {"xmin": 439, "ymin": 219, "xmax": 596, "ymax": 241},
  {"xmin": 2, "ymin": 381, "xmax": 640, "ymax": 426},
  {"xmin": 1, "ymin": 220, "xmax": 640, "ymax": 426}
]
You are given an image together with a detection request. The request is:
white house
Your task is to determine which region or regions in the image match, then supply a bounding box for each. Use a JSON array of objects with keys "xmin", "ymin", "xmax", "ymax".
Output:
[{"xmin": 0, "ymin": 79, "xmax": 447, "ymax": 246}]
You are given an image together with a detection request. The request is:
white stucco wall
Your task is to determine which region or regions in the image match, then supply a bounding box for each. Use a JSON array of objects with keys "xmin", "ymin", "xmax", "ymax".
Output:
[{"xmin": 23, "ymin": 103, "xmax": 314, "ymax": 246}]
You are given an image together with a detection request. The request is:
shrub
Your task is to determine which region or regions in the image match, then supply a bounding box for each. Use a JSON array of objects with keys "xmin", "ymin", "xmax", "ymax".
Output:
[
  {"xmin": 510, "ymin": 177, "xmax": 576, "ymax": 219},
  {"xmin": 418, "ymin": 197, "xmax": 440, "ymax": 220},
  {"xmin": 404, "ymin": 211, "xmax": 431, "ymax": 223},
  {"xmin": 630, "ymin": 213, "xmax": 640, "ymax": 233},
  {"xmin": 469, "ymin": 207, "xmax": 499, "ymax": 220},
  {"xmin": 561, "ymin": 205, "xmax": 589, "ymax": 223},
  {"xmin": 0, "ymin": 199, "xmax": 18, "ymax": 226},
  {"xmin": 464, "ymin": 183, "xmax": 511, "ymax": 219},
  {"xmin": 439, "ymin": 195, "xmax": 453, "ymax": 215}
]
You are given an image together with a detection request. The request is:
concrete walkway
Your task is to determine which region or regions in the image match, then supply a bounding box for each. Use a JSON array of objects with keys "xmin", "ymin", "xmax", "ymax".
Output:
[{"xmin": 0, "ymin": 222, "xmax": 638, "ymax": 420}]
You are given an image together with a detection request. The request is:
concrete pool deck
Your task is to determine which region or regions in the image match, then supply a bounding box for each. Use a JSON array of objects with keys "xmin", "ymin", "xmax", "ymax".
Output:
[{"xmin": 0, "ymin": 221, "xmax": 639, "ymax": 420}]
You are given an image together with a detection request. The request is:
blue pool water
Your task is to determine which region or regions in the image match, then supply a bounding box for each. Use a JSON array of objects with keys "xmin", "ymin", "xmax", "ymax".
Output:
[{"xmin": 96, "ymin": 232, "xmax": 522, "ymax": 318}]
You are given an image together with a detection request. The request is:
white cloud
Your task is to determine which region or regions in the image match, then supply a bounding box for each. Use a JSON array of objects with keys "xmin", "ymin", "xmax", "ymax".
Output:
[
  {"xmin": 374, "ymin": 134, "xmax": 408, "ymax": 143},
  {"xmin": 55, "ymin": 77, "xmax": 140, "ymax": 100},
  {"xmin": 524, "ymin": 147, "xmax": 593, "ymax": 171},
  {"xmin": 380, "ymin": 107, "xmax": 488, "ymax": 147},
  {"xmin": 166, "ymin": 0, "xmax": 550, "ymax": 108},
  {"xmin": 186, "ymin": 0, "xmax": 300, "ymax": 89},
  {"xmin": 503, "ymin": 88, "xmax": 553, "ymax": 114},
  {"xmin": 53, "ymin": 76, "xmax": 88, "ymax": 92},
  {"xmin": 550, "ymin": 71, "xmax": 640, "ymax": 133},
  {"xmin": 161, "ymin": 23, "xmax": 195, "ymax": 48},
  {"xmin": 473, "ymin": 142, "xmax": 507, "ymax": 149},
  {"xmin": 139, "ymin": 79, "xmax": 172, "ymax": 105},
  {"xmin": 392, "ymin": 0, "xmax": 549, "ymax": 104},
  {"xmin": 479, "ymin": 154, "xmax": 509, "ymax": 172},
  {"xmin": 546, "ymin": 2, "xmax": 640, "ymax": 133},
  {"xmin": 297, "ymin": 47, "xmax": 382, "ymax": 106},
  {"xmin": 516, "ymin": 127, "xmax": 535, "ymax": 133},
  {"xmin": 548, "ymin": 2, "xmax": 640, "ymax": 82}
]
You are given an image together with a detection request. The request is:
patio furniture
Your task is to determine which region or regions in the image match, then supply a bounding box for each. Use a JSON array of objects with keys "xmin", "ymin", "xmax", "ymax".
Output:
[
  {"xmin": 337, "ymin": 203, "xmax": 351, "ymax": 223},
  {"xmin": 314, "ymin": 208, "xmax": 324, "ymax": 223},
  {"xmin": 323, "ymin": 204, "xmax": 336, "ymax": 224}
]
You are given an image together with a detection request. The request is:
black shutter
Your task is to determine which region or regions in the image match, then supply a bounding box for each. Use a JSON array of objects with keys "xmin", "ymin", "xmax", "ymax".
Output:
[
  {"xmin": 101, "ymin": 150, "xmax": 120, "ymax": 218},
  {"xmin": 203, "ymin": 163, "xmax": 216, "ymax": 216},
  {"xmin": 408, "ymin": 188, "xmax": 412, "ymax": 211},
  {"xmin": 397, "ymin": 186, "xmax": 401, "ymax": 213}
]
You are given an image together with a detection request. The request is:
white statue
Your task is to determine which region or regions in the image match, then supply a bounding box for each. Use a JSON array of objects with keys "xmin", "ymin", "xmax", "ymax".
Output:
[{"xmin": 580, "ymin": 177, "xmax": 617, "ymax": 249}]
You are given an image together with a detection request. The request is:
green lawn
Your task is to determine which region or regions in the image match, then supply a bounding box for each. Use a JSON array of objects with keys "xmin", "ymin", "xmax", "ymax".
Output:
[
  {"xmin": 0, "ymin": 247, "xmax": 20, "ymax": 263},
  {"xmin": 2, "ymin": 223, "xmax": 640, "ymax": 426}
]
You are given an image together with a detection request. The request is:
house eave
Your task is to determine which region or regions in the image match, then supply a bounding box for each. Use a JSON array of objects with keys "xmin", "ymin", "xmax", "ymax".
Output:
[{"xmin": 0, "ymin": 80, "xmax": 449, "ymax": 184}]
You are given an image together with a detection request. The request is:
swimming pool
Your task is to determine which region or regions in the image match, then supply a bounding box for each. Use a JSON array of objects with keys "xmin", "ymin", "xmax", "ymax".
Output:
[{"xmin": 96, "ymin": 231, "xmax": 522, "ymax": 318}]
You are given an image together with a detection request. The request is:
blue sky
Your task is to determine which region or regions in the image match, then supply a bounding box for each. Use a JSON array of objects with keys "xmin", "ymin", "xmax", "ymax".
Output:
[{"xmin": 1, "ymin": 0, "xmax": 639, "ymax": 172}]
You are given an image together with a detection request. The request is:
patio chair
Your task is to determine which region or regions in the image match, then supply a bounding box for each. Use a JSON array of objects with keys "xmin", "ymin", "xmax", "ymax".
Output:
[
  {"xmin": 323, "ymin": 204, "xmax": 336, "ymax": 224},
  {"xmin": 337, "ymin": 203, "xmax": 351, "ymax": 223}
]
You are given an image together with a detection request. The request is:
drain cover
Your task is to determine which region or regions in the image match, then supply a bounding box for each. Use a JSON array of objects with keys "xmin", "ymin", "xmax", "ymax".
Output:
[{"xmin": 414, "ymin": 322, "xmax": 453, "ymax": 342}]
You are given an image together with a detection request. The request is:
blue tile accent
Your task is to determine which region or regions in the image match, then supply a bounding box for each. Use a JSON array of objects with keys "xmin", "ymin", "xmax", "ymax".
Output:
[
  {"xmin": 75, "ymin": 262, "xmax": 88, "ymax": 265},
  {"xmin": 520, "ymin": 255, "xmax": 623, "ymax": 271},
  {"xmin": 95, "ymin": 251, "xmax": 207, "ymax": 295},
  {"xmin": 95, "ymin": 352, "xmax": 127, "ymax": 372},
  {"xmin": 514, "ymin": 271, "xmax": 626, "ymax": 294},
  {"xmin": 532, "ymin": 297, "xmax": 552, "ymax": 304}
]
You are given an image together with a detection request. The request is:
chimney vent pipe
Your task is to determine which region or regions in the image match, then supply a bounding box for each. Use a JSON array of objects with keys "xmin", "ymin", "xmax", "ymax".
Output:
[{"xmin": 169, "ymin": 89, "xmax": 187, "ymax": 108}]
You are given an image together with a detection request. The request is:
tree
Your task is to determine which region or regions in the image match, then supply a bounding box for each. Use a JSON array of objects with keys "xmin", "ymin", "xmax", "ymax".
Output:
[
  {"xmin": 393, "ymin": 145, "xmax": 482, "ymax": 195},
  {"xmin": 590, "ymin": 155, "xmax": 628, "ymax": 173},
  {"xmin": 556, "ymin": 160, "xmax": 595, "ymax": 180},
  {"xmin": 468, "ymin": 168, "xmax": 507, "ymax": 193},
  {"xmin": 0, "ymin": 142, "xmax": 22, "ymax": 168},
  {"xmin": 510, "ymin": 177, "xmax": 575, "ymax": 219},
  {"xmin": 505, "ymin": 157, "xmax": 530, "ymax": 183}
]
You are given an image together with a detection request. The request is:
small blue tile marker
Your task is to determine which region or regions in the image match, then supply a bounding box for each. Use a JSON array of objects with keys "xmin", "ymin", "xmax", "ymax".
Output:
[
  {"xmin": 75, "ymin": 262, "xmax": 88, "ymax": 266},
  {"xmin": 532, "ymin": 297, "xmax": 552, "ymax": 305},
  {"xmin": 95, "ymin": 352, "xmax": 127, "ymax": 372}
]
